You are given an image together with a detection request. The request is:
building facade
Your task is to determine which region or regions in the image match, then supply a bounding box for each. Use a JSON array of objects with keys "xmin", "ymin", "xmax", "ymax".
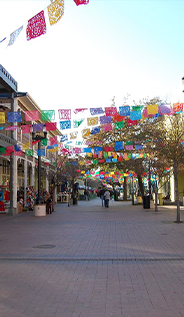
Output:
[{"xmin": 0, "ymin": 65, "xmax": 61, "ymax": 214}]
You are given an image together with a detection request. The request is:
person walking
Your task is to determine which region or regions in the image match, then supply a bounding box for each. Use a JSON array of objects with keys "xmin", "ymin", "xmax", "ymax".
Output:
[
  {"xmin": 104, "ymin": 189, "xmax": 110, "ymax": 208},
  {"xmin": 99, "ymin": 188, "xmax": 105, "ymax": 207},
  {"xmin": 44, "ymin": 190, "xmax": 52, "ymax": 214}
]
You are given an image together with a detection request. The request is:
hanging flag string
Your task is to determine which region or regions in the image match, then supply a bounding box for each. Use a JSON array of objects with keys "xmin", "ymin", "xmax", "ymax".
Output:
[{"xmin": 0, "ymin": 0, "xmax": 89, "ymax": 46}]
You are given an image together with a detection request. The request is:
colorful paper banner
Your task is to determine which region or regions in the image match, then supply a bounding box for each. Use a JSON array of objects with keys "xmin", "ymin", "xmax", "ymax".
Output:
[
  {"xmin": 115, "ymin": 121, "xmax": 124, "ymax": 129},
  {"xmin": 105, "ymin": 107, "xmax": 117, "ymax": 116},
  {"xmin": 74, "ymin": 0, "xmax": 89, "ymax": 6},
  {"xmin": 73, "ymin": 108, "xmax": 88, "ymax": 114},
  {"xmin": 21, "ymin": 124, "xmax": 32, "ymax": 134},
  {"xmin": 26, "ymin": 11, "xmax": 46, "ymax": 41},
  {"xmin": 90, "ymin": 107, "xmax": 104, "ymax": 116},
  {"xmin": 5, "ymin": 125, "xmax": 18, "ymax": 131},
  {"xmin": 100, "ymin": 116, "xmax": 112, "ymax": 124},
  {"xmin": 0, "ymin": 112, "xmax": 5, "ymax": 123},
  {"xmin": 82, "ymin": 129, "xmax": 90, "ymax": 138},
  {"xmin": 130, "ymin": 110, "xmax": 142, "ymax": 121},
  {"xmin": 60, "ymin": 134, "xmax": 68, "ymax": 142},
  {"xmin": 8, "ymin": 112, "xmax": 22, "ymax": 123},
  {"xmin": 33, "ymin": 123, "xmax": 44, "ymax": 132},
  {"xmin": 91, "ymin": 126, "xmax": 101, "ymax": 134},
  {"xmin": 73, "ymin": 118, "xmax": 85, "ymax": 128},
  {"xmin": 87, "ymin": 117, "xmax": 98, "ymax": 126},
  {"xmin": 41, "ymin": 110, "xmax": 55, "ymax": 121},
  {"xmin": 46, "ymin": 122, "xmax": 57, "ymax": 131},
  {"xmin": 58, "ymin": 109, "xmax": 71, "ymax": 120},
  {"xmin": 37, "ymin": 149, "xmax": 45, "ymax": 156},
  {"xmin": 8, "ymin": 26, "xmax": 23, "ymax": 46},
  {"xmin": 47, "ymin": 0, "xmax": 64, "ymax": 26},
  {"xmin": 60, "ymin": 120, "xmax": 71, "ymax": 130},
  {"xmin": 102, "ymin": 123, "xmax": 112, "ymax": 132},
  {"xmin": 119, "ymin": 106, "xmax": 130, "ymax": 116},
  {"xmin": 49, "ymin": 136, "xmax": 57, "ymax": 145},
  {"xmin": 115, "ymin": 141, "xmax": 123, "ymax": 151},
  {"xmin": 25, "ymin": 111, "xmax": 39, "ymax": 121}
]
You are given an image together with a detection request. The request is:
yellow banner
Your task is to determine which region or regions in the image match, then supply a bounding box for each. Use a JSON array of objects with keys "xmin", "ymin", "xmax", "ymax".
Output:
[
  {"xmin": 47, "ymin": 0, "xmax": 64, "ymax": 26},
  {"xmin": 22, "ymin": 142, "xmax": 30, "ymax": 150},
  {"xmin": 147, "ymin": 104, "xmax": 158, "ymax": 115},
  {"xmin": 82, "ymin": 129, "xmax": 90, "ymax": 139},
  {"xmin": 0, "ymin": 112, "xmax": 5, "ymax": 123},
  {"xmin": 87, "ymin": 117, "xmax": 98, "ymax": 126}
]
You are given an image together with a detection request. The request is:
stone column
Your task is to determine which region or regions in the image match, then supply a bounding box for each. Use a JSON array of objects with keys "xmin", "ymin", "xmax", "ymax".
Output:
[
  {"xmin": 9, "ymin": 95, "xmax": 17, "ymax": 215},
  {"xmin": 31, "ymin": 158, "xmax": 35, "ymax": 187},
  {"xmin": 24, "ymin": 157, "xmax": 28, "ymax": 208},
  {"xmin": 46, "ymin": 166, "xmax": 49, "ymax": 191}
]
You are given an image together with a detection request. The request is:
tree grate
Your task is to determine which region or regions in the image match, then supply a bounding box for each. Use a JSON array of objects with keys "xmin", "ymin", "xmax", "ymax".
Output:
[{"xmin": 33, "ymin": 244, "xmax": 56, "ymax": 249}]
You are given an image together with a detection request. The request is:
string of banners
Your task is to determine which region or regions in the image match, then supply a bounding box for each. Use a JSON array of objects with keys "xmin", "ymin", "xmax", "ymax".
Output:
[
  {"xmin": 1, "ymin": 103, "xmax": 182, "ymax": 126},
  {"xmin": 0, "ymin": 142, "xmax": 148, "ymax": 162},
  {"xmin": 0, "ymin": 103, "xmax": 184, "ymax": 140},
  {"xmin": 0, "ymin": 0, "xmax": 89, "ymax": 46},
  {"xmin": 0, "ymin": 103, "xmax": 184, "ymax": 158}
]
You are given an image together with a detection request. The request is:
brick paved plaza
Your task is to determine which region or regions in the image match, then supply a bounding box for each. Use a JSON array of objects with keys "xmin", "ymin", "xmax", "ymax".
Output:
[{"xmin": 1, "ymin": 198, "xmax": 184, "ymax": 317}]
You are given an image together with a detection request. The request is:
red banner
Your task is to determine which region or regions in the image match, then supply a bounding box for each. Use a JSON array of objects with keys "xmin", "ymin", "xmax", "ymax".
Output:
[
  {"xmin": 26, "ymin": 11, "xmax": 46, "ymax": 41},
  {"xmin": 74, "ymin": 0, "xmax": 89, "ymax": 5}
]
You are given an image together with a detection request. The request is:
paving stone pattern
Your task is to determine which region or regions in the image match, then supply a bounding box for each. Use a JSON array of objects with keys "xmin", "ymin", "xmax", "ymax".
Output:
[{"xmin": 1, "ymin": 199, "xmax": 184, "ymax": 316}]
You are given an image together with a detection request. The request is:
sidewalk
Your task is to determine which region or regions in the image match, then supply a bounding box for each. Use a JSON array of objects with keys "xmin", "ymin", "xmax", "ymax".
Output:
[{"xmin": 1, "ymin": 198, "xmax": 184, "ymax": 317}]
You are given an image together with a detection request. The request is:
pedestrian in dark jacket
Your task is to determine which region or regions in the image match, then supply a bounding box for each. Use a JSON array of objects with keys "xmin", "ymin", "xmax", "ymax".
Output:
[{"xmin": 99, "ymin": 188, "xmax": 105, "ymax": 207}]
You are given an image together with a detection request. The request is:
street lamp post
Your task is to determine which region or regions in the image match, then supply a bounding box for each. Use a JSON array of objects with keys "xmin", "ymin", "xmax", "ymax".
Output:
[{"xmin": 32, "ymin": 131, "xmax": 47, "ymax": 205}]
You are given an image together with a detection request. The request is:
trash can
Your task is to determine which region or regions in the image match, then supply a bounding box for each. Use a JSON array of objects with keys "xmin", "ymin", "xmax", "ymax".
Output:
[
  {"xmin": 34, "ymin": 204, "xmax": 46, "ymax": 216},
  {"xmin": 137, "ymin": 196, "xmax": 142, "ymax": 204},
  {"xmin": 73, "ymin": 196, "xmax": 78, "ymax": 205},
  {"xmin": 143, "ymin": 195, "xmax": 150, "ymax": 209}
]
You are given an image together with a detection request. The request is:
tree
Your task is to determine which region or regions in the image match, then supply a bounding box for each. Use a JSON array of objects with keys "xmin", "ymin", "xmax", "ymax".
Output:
[
  {"xmin": 83, "ymin": 98, "xmax": 184, "ymax": 220},
  {"xmin": 134, "ymin": 110, "xmax": 184, "ymax": 222},
  {"xmin": 57, "ymin": 155, "xmax": 82, "ymax": 204}
]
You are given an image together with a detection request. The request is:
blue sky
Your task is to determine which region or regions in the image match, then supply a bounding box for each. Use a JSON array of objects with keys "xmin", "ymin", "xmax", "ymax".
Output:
[{"xmin": 0, "ymin": 0, "xmax": 184, "ymax": 115}]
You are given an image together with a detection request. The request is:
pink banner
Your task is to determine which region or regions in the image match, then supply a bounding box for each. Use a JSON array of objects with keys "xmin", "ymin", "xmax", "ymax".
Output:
[
  {"xmin": 50, "ymin": 136, "xmax": 57, "ymax": 145},
  {"xmin": 104, "ymin": 146, "xmax": 113, "ymax": 152},
  {"xmin": 74, "ymin": 0, "xmax": 89, "ymax": 5},
  {"xmin": 14, "ymin": 150, "xmax": 23, "ymax": 156},
  {"xmin": 127, "ymin": 119, "xmax": 137, "ymax": 126},
  {"xmin": 26, "ymin": 11, "xmax": 46, "ymax": 41},
  {"xmin": 6, "ymin": 146, "xmax": 14, "ymax": 154},
  {"xmin": 73, "ymin": 108, "xmax": 88, "ymax": 114},
  {"xmin": 105, "ymin": 107, "xmax": 117, "ymax": 116},
  {"xmin": 25, "ymin": 111, "xmax": 39, "ymax": 121},
  {"xmin": 21, "ymin": 125, "xmax": 32, "ymax": 133},
  {"xmin": 46, "ymin": 122, "xmax": 57, "ymax": 131},
  {"xmin": 102, "ymin": 123, "xmax": 112, "ymax": 132},
  {"xmin": 5, "ymin": 125, "xmax": 18, "ymax": 131},
  {"xmin": 58, "ymin": 109, "xmax": 71, "ymax": 120}
]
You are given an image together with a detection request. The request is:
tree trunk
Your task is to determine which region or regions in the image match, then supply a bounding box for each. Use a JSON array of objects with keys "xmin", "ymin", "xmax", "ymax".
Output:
[
  {"xmin": 155, "ymin": 187, "xmax": 158, "ymax": 212},
  {"xmin": 137, "ymin": 174, "xmax": 144, "ymax": 198},
  {"xmin": 123, "ymin": 177, "xmax": 127, "ymax": 201},
  {"xmin": 173, "ymin": 159, "xmax": 181, "ymax": 222}
]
